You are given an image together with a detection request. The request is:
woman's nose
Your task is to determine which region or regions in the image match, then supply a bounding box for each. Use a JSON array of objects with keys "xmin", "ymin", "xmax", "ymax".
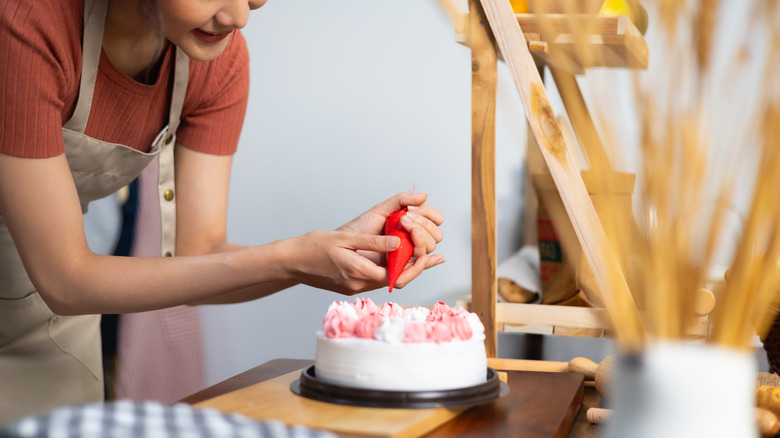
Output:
[
  {"xmin": 215, "ymin": 0, "xmax": 252, "ymax": 29},
  {"xmin": 248, "ymin": 0, "xmax": 267, "ymax": 10}
]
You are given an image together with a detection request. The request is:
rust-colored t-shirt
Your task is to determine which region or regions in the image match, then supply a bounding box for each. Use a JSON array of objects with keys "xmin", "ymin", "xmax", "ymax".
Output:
[{"xmin": 0, "ymin": 0, "xmax": 249, "ymax": 158}]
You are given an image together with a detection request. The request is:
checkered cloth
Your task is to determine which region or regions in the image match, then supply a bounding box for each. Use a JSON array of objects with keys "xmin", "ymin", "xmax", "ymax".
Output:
[{"xmin": 0, "ymin": 401, "xmax": 338, "ymax": 438}]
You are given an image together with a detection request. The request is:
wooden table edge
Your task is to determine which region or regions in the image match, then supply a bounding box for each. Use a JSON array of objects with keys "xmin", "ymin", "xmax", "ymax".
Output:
[{"xmin": 179, "ymin": 358, "xmax": 313, "ymax": 405}]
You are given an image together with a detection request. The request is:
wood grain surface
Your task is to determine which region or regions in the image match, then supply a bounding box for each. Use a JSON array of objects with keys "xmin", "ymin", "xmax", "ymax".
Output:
[
  {"xmin": 193, "ymin": 368, "xmax": 468, "ymax": 438},
  {"xmin": 469, "ymin": 0, "xmax": 499, "ymax": 358},
  {"xmin": 186, "ymin": 360, "xmax": 585, "ymax": 438}
]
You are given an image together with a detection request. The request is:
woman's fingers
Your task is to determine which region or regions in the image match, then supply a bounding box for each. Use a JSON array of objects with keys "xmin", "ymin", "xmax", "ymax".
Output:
[
  {"xmin": 388, "ymin": 253, "xmax": 447, "ymax": 291},
  {"xmin": 402, "ymin": 207, "xmax": 443, "ymax": 256},
  {"xmin": 406, "ymin": 204, "xmax": 444, "ymax": 226}
]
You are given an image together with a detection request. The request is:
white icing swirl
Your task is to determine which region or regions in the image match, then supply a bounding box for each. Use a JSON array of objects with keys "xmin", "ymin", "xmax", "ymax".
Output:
[
  {"xmin": 373, "ymin": 319, "xmax": 405, "ymax": 343},
  {"xmin": 466, "ymin": 313, "xmax": 485, "ymax": 337},
  {"xmin": 403, "ymin": 306, "xmax": 430, "ymax": 322}
]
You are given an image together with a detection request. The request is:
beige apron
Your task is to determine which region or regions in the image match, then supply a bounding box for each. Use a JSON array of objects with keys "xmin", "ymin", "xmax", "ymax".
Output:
[{"xmin": 0, "ymin": 0, "xmax": 188, "ymax": 424}]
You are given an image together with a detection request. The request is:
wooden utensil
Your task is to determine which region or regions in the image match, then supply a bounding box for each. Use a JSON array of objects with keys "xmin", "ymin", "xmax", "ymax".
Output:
[
  {"xmin": 756, "ymin": 374, "xmax": 780, "ymax": 419},
  {"xmin": 568, "ymin": 354, "xmax": 615, "ymax": 399},
  {"xmin": 587, "ymin": 407, "xmax": 780, "ymax": 437}
]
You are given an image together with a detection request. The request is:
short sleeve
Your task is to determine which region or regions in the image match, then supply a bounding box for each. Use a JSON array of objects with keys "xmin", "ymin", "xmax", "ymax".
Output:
[
  {"xmin": 0, "ymin": 0, "xmax": 80, "ymax": 158},
  {"xmin": 176, "ymin": 30, "xmax": 250, "ymax": 156}
]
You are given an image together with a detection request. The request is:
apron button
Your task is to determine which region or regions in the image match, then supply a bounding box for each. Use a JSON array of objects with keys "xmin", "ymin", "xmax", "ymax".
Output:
[
  {"xmin": 164, "ymin": 251, "xmax": 173, "ymax": 257},
  {"xmin": 164, "ymin": 189, "xmax": 174, "ymax": 201},
  {"xmin": 165, "ymin": 134, "xmax": 174, "ymax": 145},
  {"xmin": 51, "ymin": 316, "xmax": 59, "ymax": 323}
]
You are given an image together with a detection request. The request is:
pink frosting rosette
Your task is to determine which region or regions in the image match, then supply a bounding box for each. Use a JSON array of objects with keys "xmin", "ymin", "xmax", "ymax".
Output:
[
  {"xmin": 378, "ymin": 302, "xmax": 404, "ymax": 319},
  {"xmin": 323, "ymin": 305, "xmax": 358, "ymax": 338},
  {"xmin": 427, "ymin": 301, "xmax": 451, "ymax": 322},
  {"xmin": 354, "ymin": 313, "xmax": 384, "ymax": 339},
  {"xmin": 427, "ymin": 321, "xmax": 453, "ymax": 343},
  {"xmin": 445, "ymin": 314, "xmax": 473, "ymax": 341},
  {"xmin": 449, "ymin": 306, "xmax": 470, "ymax": 318},
  {"xmin": 352, "ymin": 297, "xmax": 379, "ymax": 318},
  {"xmin": 403, "ymin": 321, "xmax": 429, "ymax": 343}
]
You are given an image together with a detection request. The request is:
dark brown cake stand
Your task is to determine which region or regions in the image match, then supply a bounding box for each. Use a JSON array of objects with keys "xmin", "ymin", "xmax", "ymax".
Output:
[{"xmin": 290, "ymin": 366, "xmax": 509, "ymax": 409}]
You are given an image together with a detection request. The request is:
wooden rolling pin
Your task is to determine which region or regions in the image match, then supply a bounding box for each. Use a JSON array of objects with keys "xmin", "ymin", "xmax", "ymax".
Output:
[
  {"xmin": 587, "ymin": 407, "xmax": 780, "ymax": 438},
  {"xmin": 568, "ymin": 354, "xmax": 615, "ymax": 399}
]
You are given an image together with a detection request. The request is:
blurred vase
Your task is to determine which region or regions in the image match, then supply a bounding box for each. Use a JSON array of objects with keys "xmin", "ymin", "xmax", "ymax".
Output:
[{"xmin": 603, "ymin": 342, "xmax": 757, "ymax": 438}]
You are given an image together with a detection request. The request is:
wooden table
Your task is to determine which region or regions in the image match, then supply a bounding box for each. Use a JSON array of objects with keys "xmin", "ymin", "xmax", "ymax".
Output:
[{"xmin": 181, "ymin": 358, "xmax": 602, "ymax": 437}]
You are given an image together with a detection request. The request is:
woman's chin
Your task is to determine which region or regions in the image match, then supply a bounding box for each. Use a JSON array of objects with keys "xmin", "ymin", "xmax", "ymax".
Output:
[{"xmin": 172, "ymin": 35, "xmax": 231, "ymax": 62}]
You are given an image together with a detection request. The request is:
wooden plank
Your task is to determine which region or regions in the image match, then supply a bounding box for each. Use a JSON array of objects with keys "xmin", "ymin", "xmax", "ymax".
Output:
[
  {"xmin": 502, "ymin": 323, "xmax": 606, "ymax": 338},
  {"xmin": 470, "ymin": 0, "xmax": 499, "ymax": 358},
  {"xmin": 522, "ymin": 15, "xmax": 647, "ymax": 71},
  {"xmin": 502, "ymin": 323, "xmax": 556, "ymax": 335},
  {"xmin": 527, "ymin": 36, "xmax": 647, "ymax": 71},
  {"xmin": 195, "ymin": 370, "xmax": 466, "ymax": 438},
  {"xmin": 498, "ymin": 302, "xmax": 610, "ymax": 329},
  {"xmin": 549, "ymin": 33, "xmax": 648, "ymax": 68},
  {"xmin": 488, "ymin": 357, "xmax": 569, "ymax": 373},
  {"xmin": 526, "ymin": 0, "xmax": 603, "ymax": 14},
  {"xmin": 497, "ymin": 302, "xmax": 709, "ymax": 338},
  {"xmin": 515, "ymin": 14, "xmax": 623, "ymax": 36},
  {"xmin": 553, "ymin": 326, "xmax": 606, "ymax": 338},
  {"xmin": 478, "ymin": 0, "xmax": 645, "ymax": 349},
  {"xmin": 455, "ymin": 14, "xmax": 648, "ymax": 71}
]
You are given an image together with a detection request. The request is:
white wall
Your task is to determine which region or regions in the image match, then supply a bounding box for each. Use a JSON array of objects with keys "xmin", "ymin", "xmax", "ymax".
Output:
[{"xmin": 199, "ymin": 0, "xmax": 532, "ymax": 385}]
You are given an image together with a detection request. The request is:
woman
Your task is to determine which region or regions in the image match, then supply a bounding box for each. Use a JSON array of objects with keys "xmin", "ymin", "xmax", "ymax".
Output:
[{"xmin": 0, "ymin": 0, "xmax": 445, "ymax": 423}]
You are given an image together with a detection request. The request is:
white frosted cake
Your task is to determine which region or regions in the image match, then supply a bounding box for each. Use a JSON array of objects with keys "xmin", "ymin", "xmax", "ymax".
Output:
[{"xmin": 314, "ymin": 298, "xmax": 487, "ymax": 391}]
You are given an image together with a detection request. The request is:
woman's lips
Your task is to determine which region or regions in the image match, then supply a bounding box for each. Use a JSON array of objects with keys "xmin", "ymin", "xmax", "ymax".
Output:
[{"xmin": 193, "ymin": 29, "xmax": 231, "ymax": 44}]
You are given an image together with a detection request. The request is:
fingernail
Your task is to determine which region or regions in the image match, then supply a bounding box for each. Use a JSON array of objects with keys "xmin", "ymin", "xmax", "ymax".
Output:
[
  {"xmin": 407, "ymin": 205, "xmax": 420, "ymax": 212},
  {"xmin": 401, "ymin": 214, "xmax": 415, "ymax": 226},
  {"xmin": 388, "ymin": 236, "xmax": 400, "ymax": 249}
]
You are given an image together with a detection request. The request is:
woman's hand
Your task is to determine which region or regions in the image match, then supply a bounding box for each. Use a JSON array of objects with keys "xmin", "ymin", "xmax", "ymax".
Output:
[
  {"xmin": 281, "ymin": 230, "xmax": 399, "ymax": 295},
  {"xmin": 327, "ymin": 189, "xmax": 445, "ymax": 292}
]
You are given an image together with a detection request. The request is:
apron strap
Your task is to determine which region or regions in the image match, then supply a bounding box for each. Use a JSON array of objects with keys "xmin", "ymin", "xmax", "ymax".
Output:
[
  {"xmin": 168, "ymin": 48, "xmax": 189, "ymax": 134},
  {"xmin": 156, "ymin": 48, "xmax": 189, "ymax": 258},
  {"xmin": 61, "ymin": 0, "xmax": 190, "ymax": 258},
  {"xmin": 63, "ymin": 0, "xmax": 106, "ymax": 134}
]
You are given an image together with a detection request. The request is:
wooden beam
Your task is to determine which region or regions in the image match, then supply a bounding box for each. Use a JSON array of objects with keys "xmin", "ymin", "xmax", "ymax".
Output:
[
  {"xmin": 515, "ymin": 14, "xmax": 624, "ymax": 36},
  {"xmin": 470, "ymin": 0, "xmax": 499, "ymax": 358},
  {"xmin": 497, "ymin": 302, "xmax": 610, "ymax": 329},
  {"xmin": 478, "ymin": 0, "xmax": 646, "ymax": 349},
  {"xmin": 455, "ymin": 14, "xmax": 648, "ymax": 71}
]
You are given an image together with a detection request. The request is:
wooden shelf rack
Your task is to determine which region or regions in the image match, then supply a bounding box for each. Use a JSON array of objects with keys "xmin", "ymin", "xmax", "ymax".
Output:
[{"xmin": 460, "ymin": 1, "xmax": 654, "ymax": 357}]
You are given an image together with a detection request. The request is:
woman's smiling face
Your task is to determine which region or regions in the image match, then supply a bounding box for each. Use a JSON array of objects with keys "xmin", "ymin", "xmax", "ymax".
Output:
[{"xmin": 157, "ymin": 0, "xmax": 266, "ymax": 61}]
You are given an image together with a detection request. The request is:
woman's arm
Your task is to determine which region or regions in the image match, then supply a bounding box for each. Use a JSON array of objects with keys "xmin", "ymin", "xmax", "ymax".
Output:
[
  {"xmin": 0, "ymin": 152, "xmax": 401, "ymax": 314},
  {"xmin": 0, "ymin": 149, "xmax": 444, "ymax": 313}
]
